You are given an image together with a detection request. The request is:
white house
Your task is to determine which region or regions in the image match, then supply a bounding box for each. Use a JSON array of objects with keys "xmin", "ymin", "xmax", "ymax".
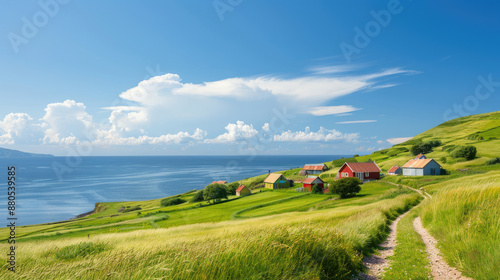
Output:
[{"xmin": 402, "ymin": 159, "xmax": 441, "ymax": 176}]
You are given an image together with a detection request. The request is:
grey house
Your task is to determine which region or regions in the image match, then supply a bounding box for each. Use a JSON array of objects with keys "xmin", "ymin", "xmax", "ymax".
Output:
[{"xmin": 402, "ymin": 159, "xmax": 441, "ymax": 176}]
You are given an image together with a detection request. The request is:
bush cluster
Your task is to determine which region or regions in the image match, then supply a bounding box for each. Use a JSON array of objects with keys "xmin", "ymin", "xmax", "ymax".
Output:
[
  {"xmin": 486, "ymin": 158, "xmax": 500, "ymax": 165},
  {"xmin": 410, "ymin": 140, "xmax": 441, "ymax": 155},
  {"xmin": 449, "ymin": 145, "xmax": 477, "ymax": 160},
  {"xmin": 122, "ymin": 205, "xmax": 141, "ymax": 213},
  {"xmin": 160, "ymin": 197, "xmax": 186, "ymax": 207},
  {"xmin": 328, "ymin": 177, "xmax": 362, "ymax": 198},
  {"xmin": 191, "ymin": 190, "xmax": 204, "ymax": 202}
]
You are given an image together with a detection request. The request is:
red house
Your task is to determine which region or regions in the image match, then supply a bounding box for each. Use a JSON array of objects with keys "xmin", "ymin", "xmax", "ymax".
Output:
[
  {"xmin": 337, "ymin": 162, "xmax": 381, "ymax": 181},
  {"xmin": 212, "ymin": 180, "xmax": 228, "ymax": 185},
  {"xmin": 302, "ymin": 176, "xmax": 324, "ymax": 192}
]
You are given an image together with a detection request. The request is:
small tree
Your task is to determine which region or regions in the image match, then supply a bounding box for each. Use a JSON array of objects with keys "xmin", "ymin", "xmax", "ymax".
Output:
[
  {"xmin": 311, "ymin": 183, "xmax": 323, "ymax": 194},
  {"xmin": 191, "ymin": 190, "xmax": 204, "ymax": 202},
  {"xmin": 329, "ymin": 177, "xmax": 362, "ymax": 198},
  {"xmin": 226, "ymin": 182, "xmax": 240, "ymax": 195},
  {"xmin": 203, "ymin": 183, "xmax": 228, "ymax": 204}
]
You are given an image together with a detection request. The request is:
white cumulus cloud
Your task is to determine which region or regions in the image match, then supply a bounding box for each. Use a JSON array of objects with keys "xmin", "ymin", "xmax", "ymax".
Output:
[
  {"xmin": 41, "ymin": 100, "xmax": 94, "ymax": 145},
  {"xmin": 0, "ymin": 113, "xmax": 37, "ymax": 144},
  {"xmin": 206, "ymin": 121, "xmax": 259, "ymax": 143}
]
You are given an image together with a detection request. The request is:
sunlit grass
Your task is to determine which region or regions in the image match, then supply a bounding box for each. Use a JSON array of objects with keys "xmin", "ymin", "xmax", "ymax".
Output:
[{"xmin": 420, "ymin": 171, "xmax": 500, "ymax": 279}]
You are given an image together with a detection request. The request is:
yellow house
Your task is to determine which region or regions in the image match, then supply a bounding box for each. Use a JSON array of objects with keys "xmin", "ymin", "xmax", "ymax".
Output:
[
  {"xmin": 236, "ymin": 185, "xmax": 251, "ymax": 196},
  {"xmin": 264, "ymin": 173, "xmax": 290, "ymax": 189}
]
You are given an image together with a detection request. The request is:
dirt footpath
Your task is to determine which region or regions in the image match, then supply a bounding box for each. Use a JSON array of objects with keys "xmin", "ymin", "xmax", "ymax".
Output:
[{"xmin": 413, "ymin": 217, "xmax": 473, "ymax": 280}]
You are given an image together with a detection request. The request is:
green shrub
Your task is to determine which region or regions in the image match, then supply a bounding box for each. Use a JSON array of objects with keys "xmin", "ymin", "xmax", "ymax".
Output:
[
  {"xmin": 440, "ymin": 157, "xmax": 447, "ymax": 163},
  {"xmin": 486, "ymin": 158, "xmax": 500, "ymax": 165},
  {"xmin": 411, "ymin": 140, "xmax": 441, "ymax": 155},
  {"xmin": 311, "ymin": 183, "xmax": 323, "ymax": 194},
  {"xmin": 450, "ymin": 145, "xmax": 477, "ymax": 160},
  {"xmin": 122, "ymin": 205, "xmax": 142, "ymax": 213},
  {"xmin": 160, "ymin": 197, "xmax": 186, "ymax": 207},
  {"xmin": 329, "ymin": 177, "xmax": 362, "ymax": 198},
  {"xmin": 191, "ymin": 190, "xmax": 204, "ymax": 202}
]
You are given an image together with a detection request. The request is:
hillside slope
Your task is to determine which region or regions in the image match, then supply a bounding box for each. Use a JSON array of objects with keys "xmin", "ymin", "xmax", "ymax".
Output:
[{"xmin": 355, "ymin": 111, "xmax": 500, "ymax": 171}]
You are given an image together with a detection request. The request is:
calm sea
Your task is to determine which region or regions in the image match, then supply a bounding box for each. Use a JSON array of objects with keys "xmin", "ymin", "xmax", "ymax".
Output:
[{"xmin": 0, "ymin": 155, "xmax": 343, "ymax": 226}]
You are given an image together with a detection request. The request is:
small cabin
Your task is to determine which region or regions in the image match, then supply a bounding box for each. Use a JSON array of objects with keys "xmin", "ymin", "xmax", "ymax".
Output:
[
  {"xmin": 337, "ymin": 162, "xmax": 381, "ymax": 181},
  {"xmin": 302, "ymin": 164, "xmax": 328, "ymax": 175},
  {"xmin": 388, "ymin": 166, "xmax": 402, "ymax": 175},
  {"xmin": 264, "ymin": 173, "xmax": 290, "ymax": 189},
  {"xmin": 236, "ymin": 185, "xmax": 251, "ymax": 196},
  {"xmin": 302, "ymin": 177, "xmax": 324, "ymax": 192},
  {"xmin": 402, "ymin": 159, "xmax": 441, "ymax": 176}
]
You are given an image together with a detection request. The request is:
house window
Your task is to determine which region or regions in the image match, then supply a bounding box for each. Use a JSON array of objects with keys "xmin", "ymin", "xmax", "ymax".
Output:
[
  {"xmin": 365, "ymin": 172, "xmax": 369, "ymax": 177},
  {"xmin": 342, "ymin": 172, "xmax": 349, "ymax": 177},
  {"xmin": 430, "ymin": 168, "xmax": 435, "ymax": 175}
]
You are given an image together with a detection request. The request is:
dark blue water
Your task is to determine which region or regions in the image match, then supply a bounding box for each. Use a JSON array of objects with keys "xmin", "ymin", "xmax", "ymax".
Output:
[{"xmin": 0, "ymin": 155, "xmax": 342, "ymax": 226}]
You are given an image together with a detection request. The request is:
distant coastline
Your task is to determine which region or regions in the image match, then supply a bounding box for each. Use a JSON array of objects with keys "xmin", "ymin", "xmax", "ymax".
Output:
[{"xmin": 0, "ymin": 147, "xmax": 54, "ymax": 158}]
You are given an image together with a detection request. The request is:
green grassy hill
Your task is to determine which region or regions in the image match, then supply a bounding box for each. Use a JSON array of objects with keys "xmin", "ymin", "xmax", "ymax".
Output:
[
  {"xmin": 0, "ymin": 111, "xmax": 499, "ymax": 279},
  {"xmin": 356, "ymin": 110, "xmax": 500, "ymax": 170}
]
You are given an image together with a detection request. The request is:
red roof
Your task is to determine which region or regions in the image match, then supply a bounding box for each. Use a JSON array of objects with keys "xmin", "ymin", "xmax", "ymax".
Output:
[
  {"xmin": 303, "ymin": 164, "xmax": 326, "ymax": 171},
  {"xmin": 344, "ymin": 162, "xmax": 381, "ymax": 173},
  {"xmin": 415, "ymin": 154, "xmax": 426, "ymax": 159},
  {"xmin": 302, "ymin": 177, "xmax": 324, "ymax": 184},
  {"xmin": 388, "ymin": 166, "xmax": 400, "ymax": 173},
  {"xmin": 212, "ymin": 180, "xmax": 228, "ymax": 184},
  {"xmin": 236, "ymin": 185, "xmax": 247, "ymax": 192}
]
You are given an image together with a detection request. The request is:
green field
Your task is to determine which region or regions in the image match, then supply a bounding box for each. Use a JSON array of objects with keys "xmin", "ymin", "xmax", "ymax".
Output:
[{"xmin": 1, "ymin": 111, "xmax": 499, "ymax": 279}]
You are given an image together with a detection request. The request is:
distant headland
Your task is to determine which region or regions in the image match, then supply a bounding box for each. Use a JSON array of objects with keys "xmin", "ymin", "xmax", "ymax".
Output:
[{"xmin": 0, "ymin": 147, "xmax": 53, "ymax": 158}]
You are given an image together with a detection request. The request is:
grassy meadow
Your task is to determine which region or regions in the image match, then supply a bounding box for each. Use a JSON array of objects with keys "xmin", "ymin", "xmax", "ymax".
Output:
[
  {"xmin": 1, "ymin": 111, "xmax": 499, "ymax": 279},
  {"xmin": 420, "ymin": 171, "xmax": 500, "ymax": 279},
  {"xmin": 0, "ymin": 182, "xmax": 421, "ymax": 279}
]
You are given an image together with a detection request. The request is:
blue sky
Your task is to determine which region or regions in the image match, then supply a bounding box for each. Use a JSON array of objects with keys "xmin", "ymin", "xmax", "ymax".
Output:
[{"xmin": 0, "ymin": 0, "xmax": 499, "ymax": 156}]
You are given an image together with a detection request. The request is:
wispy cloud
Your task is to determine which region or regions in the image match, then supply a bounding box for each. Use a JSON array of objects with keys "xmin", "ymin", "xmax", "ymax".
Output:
[
  {"xmin": 336, "ymin": 120, "xmax": 377, "ymax": 124},
  {"xmin": 386, "ymin": 137, "xmax": 412, "ymax": 145},
  {"xmin": 274, "ymin": 126, "xmax": 359, "ymax": 142},
  {"xmin": 308, "ymin": 64, "xmax": 361, "ymax": 74},
  {"xmin": 308, "ymin": 105, "xmax": 361, "ymax": 116}
]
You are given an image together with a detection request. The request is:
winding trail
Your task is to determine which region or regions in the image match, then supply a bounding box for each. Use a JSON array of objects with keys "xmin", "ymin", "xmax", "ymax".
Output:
[
  {"xmin": 413, "ymin": 217, "xmax": 473, "ymax": 280},
  {"xmin": 357, "ymin": 209, "xmax": 412, "ymax": 280},
  {"xmin": 357, "ymin": 181, "xmax": 471, "ymax": 279}
]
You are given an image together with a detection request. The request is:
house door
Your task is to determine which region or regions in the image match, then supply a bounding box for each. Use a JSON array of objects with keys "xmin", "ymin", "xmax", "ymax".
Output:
[{"xmin": 356, "ymin": 173, "xmax": 364, "ymax": 180}]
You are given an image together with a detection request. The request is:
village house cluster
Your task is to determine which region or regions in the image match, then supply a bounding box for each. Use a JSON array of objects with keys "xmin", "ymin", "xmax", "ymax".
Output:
[{"xmin": 212, "ymin": 153, "xmax": 443, "ymax": 196}]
